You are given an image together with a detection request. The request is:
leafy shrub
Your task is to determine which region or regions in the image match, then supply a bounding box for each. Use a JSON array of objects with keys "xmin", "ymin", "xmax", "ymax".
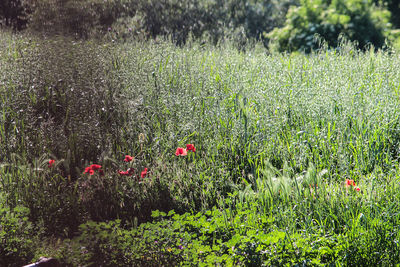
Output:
[{"xmin": 268, "ymin": 0, "xmax": 392, "ymax": 52}]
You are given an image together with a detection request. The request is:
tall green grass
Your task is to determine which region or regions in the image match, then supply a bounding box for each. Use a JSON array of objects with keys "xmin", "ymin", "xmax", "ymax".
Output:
[
  {"xmin": 114, "ymin": 38, "xmax": 400, "ymax": 185},
  {"xmin": 2, "ymin": 31, "xmax": 400, "ymax": 265}
]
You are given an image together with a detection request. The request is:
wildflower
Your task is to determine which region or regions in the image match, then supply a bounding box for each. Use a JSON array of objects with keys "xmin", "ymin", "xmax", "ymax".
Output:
[
  {"xmin": 141, "ymin": 168, "xmax": 148, "ymax": 178},
  {"xmin": 124, "ymin": 155, "xmax": 133, "ymax": 162},
  {"xmin": 344, "ymin": 179, "xmax": 361, "ymax": 191},
  {"xmin": 175, "ymin": 147, "xmax": 187, "ymax": 156},
  {"xmin": 186, "ymin": 144, "xmax": 196, "ymax": 152},
  {"xmin": 90, "ymin": 164, "xmax": 102, "ymax": 170},
  {"xmin": 84, "ymin": 166, "xmax": 93, "ymax": 174},
  {"xmin": 86, "ymin": 169, "xmax": 95, "ymax": 175},
  {"xmin": 118, "ymin": 168, "xmax": 134, "ymax": 176},
  {"xmin": 178, "ymin": 245, "xmax": 184, "ymax": 250},
  {"xmin": 345, "ymin": 179, "xmax": 356, "ymax": 187},
  {"xmin": 84, "ymin": 164, "xmax": 102, "ymax": 175},
  {"xmin": 118, "ymin": 170, "xmax": 129, "ymax": 176},
  {"xmin": 48, "ymin": 159, "xmax": 55, "ymax": 168}
]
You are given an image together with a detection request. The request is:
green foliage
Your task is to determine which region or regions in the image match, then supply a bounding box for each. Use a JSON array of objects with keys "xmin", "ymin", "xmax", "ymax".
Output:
[
  {"xmin": 375, "ymin": 0, "xmax": 400, "ymax": 28},
  {"xmin": 0, "ymin": 205, "xmax": 36, "ymax": 266},
  {"xmin": 61, "ymin": 220, "xmax": 133, "ymax": 266},
  {"xmin": 211, "ymin": 0, "xmax": 296, "ymax": 45},
  {"xmin": 110, "ymin": 0, "xmax": 296, "ymax": 47},
  {"xmin": 1, "ymin": 0, "xmax": 296, "ymax": 46},
  {"xmin": 3, "ymin": 0, "xmax": 400, "ymax": 54},
  {"xmin": 268, "ymin": 0, "xmax": 392, "ymax": 52},
  {"xmin": 4, "ymin": 32, "xmax": 400, "ymax": 265},
  {"xmin": 131, "ymin": 0, "xmax": 214, "ymax": 45},
  {"xmin": 48, "ymin": 198, "xmax": 400, "ymax": 266}
]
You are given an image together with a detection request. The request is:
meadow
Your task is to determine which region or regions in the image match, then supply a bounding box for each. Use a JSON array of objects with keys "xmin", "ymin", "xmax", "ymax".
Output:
[{"xmin": 2, "ymin": 31, "xmax": 400, "ymax": 265}]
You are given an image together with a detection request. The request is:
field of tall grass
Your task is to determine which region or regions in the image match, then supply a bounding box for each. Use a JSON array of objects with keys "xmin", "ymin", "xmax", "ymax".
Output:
[{"xmin": 2, "ymin": 31, "xmax": 400, "ymax": 265}]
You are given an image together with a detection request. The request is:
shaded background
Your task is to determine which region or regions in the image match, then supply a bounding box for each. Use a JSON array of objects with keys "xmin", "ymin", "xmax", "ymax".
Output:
[{"xmin": 1, "ymin": 0, "xmax": 400, "ymax": 52}]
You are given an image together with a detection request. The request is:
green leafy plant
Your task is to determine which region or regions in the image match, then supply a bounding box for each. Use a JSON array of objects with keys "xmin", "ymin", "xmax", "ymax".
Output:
[
  {"xmin": 0, "ymin": 205, "xmax": 37, "ymax": 266},
  {"xmin": 268, "ymin": 0, "xmax": 392, "ymax": 52}
]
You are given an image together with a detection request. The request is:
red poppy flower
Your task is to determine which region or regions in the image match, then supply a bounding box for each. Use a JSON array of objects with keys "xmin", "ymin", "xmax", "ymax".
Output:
[
  {"xmin": 355, "ymin": 187, "xmax": 360, "ymax": 192},
  {"xmin": 90, "ymin": 164, "xmax": 102, "ymax": 170},
  {"xmin": 84, "ymin": 164, "xmax": 102, "ymax": 175},
  {"xmin": 186, "ymin": 144, "xmax": 196, "ymax": 152},
  {"xmin": 345, "ymin": 179, "xmax": 356, "ymax": 187},
  {"xmin": 175, "ymin": 147, "xmax": 187, "ymax": 156},
  {"xmin": 48, "ymin": 159, "xmax": 55, "ymax": 168},
  {"xmin": 141, "ymin": 168, "xmax": 148, "ymax": 178},
  {"xmin": 118, "ymin": 168, "xmax": 134, "ymax": 176},
  {"xmin": 84, "ymin": 166, "xmax": 92, "ymax": 174},
  {"xmin": 118, "ymin": 170, "xmax": 129, "ymax": 176},
  {"xmin": 124, "ymin": 155, "xmax": 133, "ymax": 162}
]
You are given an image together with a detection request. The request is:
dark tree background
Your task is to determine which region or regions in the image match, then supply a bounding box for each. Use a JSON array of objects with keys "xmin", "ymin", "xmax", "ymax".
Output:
[
  {"xmin": 1, "ymin": 0, "xmax": 400, "ymax": 51},
  {"xmin": 0, "ymin": 0, "xmax": 33, "ymax": 30}
]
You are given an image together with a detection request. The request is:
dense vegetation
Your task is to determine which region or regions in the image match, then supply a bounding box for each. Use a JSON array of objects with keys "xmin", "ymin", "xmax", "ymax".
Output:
[
  {"xmin": 2, "ymin": 0, "xmax": 400, "ymax": 51},
  {"xmin": 2, "ymin": 0, "xmax": 400, "ymax": 265},
  {"xmin": 2, "ymin": 30, "xmax": 400, "ymax": 265}
]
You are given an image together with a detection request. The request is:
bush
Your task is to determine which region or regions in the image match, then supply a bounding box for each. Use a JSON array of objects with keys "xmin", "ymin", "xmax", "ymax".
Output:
[{"xmin": 268, "ymin": 0, "xmax": 392, "ymax": 52}]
